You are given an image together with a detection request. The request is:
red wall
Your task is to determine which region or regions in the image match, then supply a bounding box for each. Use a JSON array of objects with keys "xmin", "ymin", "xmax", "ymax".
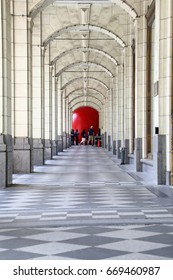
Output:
[{"xmin": 72, "ymin": 106, "xmax": 99, "ymax": 141}]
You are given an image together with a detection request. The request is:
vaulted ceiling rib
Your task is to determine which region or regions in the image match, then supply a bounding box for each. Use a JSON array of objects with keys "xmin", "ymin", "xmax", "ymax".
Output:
[
  {"xmin": 62, "ymin": 77, "xmax": 109, "ymax": 91},
  {"xmin": 30, "ymin": 0, "xmax": 137, "ymax": 110}
]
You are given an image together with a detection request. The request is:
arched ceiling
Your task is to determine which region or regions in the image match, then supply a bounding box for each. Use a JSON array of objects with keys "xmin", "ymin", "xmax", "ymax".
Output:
[
  {"xmin": 30, "ymin": 0, "xmax": 139, "ymax": 110},
  {"xmin": 67, "ymin": 87, "xmax": 106, "ymax": 99},
  {"xmin": 62, "ymin": 77, "xmax": 109, "ymax": 91}
]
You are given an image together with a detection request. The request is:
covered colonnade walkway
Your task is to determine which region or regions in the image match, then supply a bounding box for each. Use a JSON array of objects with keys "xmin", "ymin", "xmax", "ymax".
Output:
[{"xmin": 0, "ymin": 0, "xmax": 173, "ymax": 260}]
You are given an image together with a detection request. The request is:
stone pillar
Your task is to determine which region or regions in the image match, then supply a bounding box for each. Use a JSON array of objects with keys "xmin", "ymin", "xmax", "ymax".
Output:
[
  {"xmin": 124, "ymin": 139, "xmax": 130, "ymax": 164},
  {"xmin": 154, "ymin": 135, "xmax": 166, "ymax": 184},
  {"xmin": 12, "ymin": 0, "xmax": 33, "ymax": 173},
  {"xmin": 124, "ymin": 43, "xmax": 133, "ymax": 155},
  {"xmin": 116, "ymin": 65, "xmax": 123, "ymax": 159},
  {"xmin": 107, "ymin": 88, "xmax": 113, "ymax": 151},
  {"xmin": 108, "ymin": 135, "xmax": 111, "ymax": 151},
  {"xmin": 134, "ymin": 138, "xmax": 142, "ymax": 171},
  {"xmin": 134, "ymin": 14, "xmax": 148, "ymax": 171},
  {"xmin": 0, "ymin": 0, "xmax": 12, "ymax": 187},
  {"xmin": 44, "ymin": 46, "xmax": 51, "ymax": 160},
  {"xmin": 66, "ymin": 95, "xmax": 70, "ymax": 148},
  {"xmin": 32, "ymin": 13, "xmax": 44, "ymax": 166},
  {"xmin": 104, "ymin": 92, "xmax": 108, "ymax": 148},
  {"xmin": 51, "ymin": 67, "xmax": 57, "ymax": 156},
  {"xmin": 158, "ymin": 0, "xmax": 173, "ymax": 185},
  {"xmin": 57, "ymin": 76, "xmax": 63, "ymax": 152},
  {"xmin": 112, "ymin": 77, "xmax": 117, "ymax": 155},
  {"xmin": 62, "ymin": 90, "xmax": 67, "ymax": 149}
]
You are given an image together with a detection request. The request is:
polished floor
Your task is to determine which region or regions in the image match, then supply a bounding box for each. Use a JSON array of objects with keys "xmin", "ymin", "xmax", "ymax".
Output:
[{"xmin": 0, "ymin": 145, "xmax": 173, "ymax": 259}]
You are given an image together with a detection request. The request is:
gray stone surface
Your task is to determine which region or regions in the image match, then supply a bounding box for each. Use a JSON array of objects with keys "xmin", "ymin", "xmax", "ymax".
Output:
[
  {"xmin": 57, "ymin": 135, "xmax": 63, "ymax": 152},
  {"xmin": 134, "ymin": 138, "xmax": 142, "ymax": 171},
  {"xmin": 33, "ymin": 138, "xmax": 44, "ymax": 166},
  {"xmin": 108, "ymin": 135, "xmax": 111, "ymax": 151},
  {"xmin": 51, "ymin": 140, "xmax": 57, "ymax": 157},
  {"xmin": 13, "ymin": 137, "xmax": 32, "ymax": 174},
  {"xmin": 113, "ymin": 140, "xmax": 116, "ymax": 155},
  {"xmin": 116, "ymin": 139, "xmax": 121, "ymax": 159},
  {"xmin": 44, "ymin": 139, "xmax": 52, "ymax": 161},
  {"xmin": 154, "ymin": 135, "xmax": 166, "ymax": 185},
  {"xmin": 124, "ymin": 139, "xmax": 129, "ymax": 164},
  {"xmin": 62, "ymin": 132, "xmax": 67, "ymax": 150}
]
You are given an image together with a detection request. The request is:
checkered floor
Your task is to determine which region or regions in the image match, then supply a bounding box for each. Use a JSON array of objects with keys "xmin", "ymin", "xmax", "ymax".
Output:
[
  {"xmin": 0, "ymin": 145, "xmax": 173, "ymax": 259},
  {"xmin": 0, "ymin": 225, "xmax": 173, "ymax": 260}
]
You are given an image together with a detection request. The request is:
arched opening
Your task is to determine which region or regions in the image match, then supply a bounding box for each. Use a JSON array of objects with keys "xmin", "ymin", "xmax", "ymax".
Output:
[{"xmin": 72, "ymin": 106, "xmax": 99, "ymax": 142}]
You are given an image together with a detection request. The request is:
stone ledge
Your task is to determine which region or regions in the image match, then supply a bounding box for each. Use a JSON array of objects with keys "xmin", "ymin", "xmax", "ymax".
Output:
[
  {"xmin": 128, "ymin": 153, "xmax": 134, "ymax": 159},
  {"xmin": 13, "ymin": 137, "xmax": 31, "ymax": 150},
  {"xmin": 140, "ymin": 158, "xmax": 153, "ymax": 166},
  {"xmin": 0, "ymin": 135, "xmax": 6, "ymax": 152}
]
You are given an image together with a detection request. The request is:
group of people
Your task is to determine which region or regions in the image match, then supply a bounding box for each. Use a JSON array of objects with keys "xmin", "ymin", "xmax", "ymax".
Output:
[{"xmin": 71, "ymin": 126, "xmax": 94, "ymax": 146}]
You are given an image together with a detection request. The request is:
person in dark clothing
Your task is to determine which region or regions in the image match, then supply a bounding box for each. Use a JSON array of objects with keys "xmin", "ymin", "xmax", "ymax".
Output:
[
  {"xmin": 74, "ymin": 129, "xmax": 79, "ymax": 145},
  {"xmin": 71, "ymin": 129, "xmax": 74, "ymax": 145},
  {"xmin": 88, "ymin": 126, "xmax": 94, "ymax": 145},
  {"xmin": 80, "ymin": 129, "xmax": 86, "ymax": 145}
]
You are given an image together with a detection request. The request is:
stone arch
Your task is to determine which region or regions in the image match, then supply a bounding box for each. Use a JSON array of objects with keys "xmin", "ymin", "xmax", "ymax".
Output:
[
  {"xmin": 50, "ymin": 47, "xmax": 118, "ymax": 66},
  {"xmin": 56, "ymin": 61, "xmax": 114, "ymax": 78},
  {"xmin": 29, "ymin": 0, "xmax": 138, "ymax": 20},
  {"xmin": 66, "ymin": 87, "xmax": 106, "ymax": 99},
  {"xmin": 62, "ymin": 77, "xmax": 109, "ymax": 91},
  {"xmin": 43, "ymin": 24, "xmax": 126, "ymax": 48},
  {"xmin": 71, "ymin": 101, "xmax": 101, "ymax": 112},
  {"xmin": 69, "ymin": 95, "xmax": 104, "ymax": 106}
]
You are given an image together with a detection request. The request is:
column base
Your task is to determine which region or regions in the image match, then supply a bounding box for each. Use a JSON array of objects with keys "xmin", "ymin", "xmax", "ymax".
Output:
[
  {"xmin": 0, "ymin": 135, "xmax": 13, "ymax": 188},
  {"xmin": 124, "ymin": 139, "xmax": 129, "ymax": 164},
  {"xmin": 153, "ymin": 135, "xmax": 166, "ymax": 185},
  {"xmin": 108, "ymin": 135, "xmax": 111, "ymax": 151},
  {"xmin": 13, "ymin": 137, "xmax": 33, "ymax": 173},
  {"xmin": 166, "ymin": 171, "xmax": 171, "ymax": 186},
  {"xmin": 32, "ymin": 138, "xmax": 44, "ymax": 166},
  {"xmin": 134, "ymin": 138, "xmax": 142, "ymax": 171},
  {"xmin": 116, "ymin": 140, "xmax": 121, "ymax": 159},
  {"xmin": 104, "ymin": 132, "xmax": 107, "ymax": 149},
  {"xmin": 51, "ymin": 140, "xmax": 57, "ymax": 157},
  {"xmin": 67, "ymin": 134, "xmax": 70, "ymax": 148},
  {"xmin": 113, "ymin": 140, "xmax": 116, "ymax": 155},
  {"xmin": 57, "ymin": 135, "xmax": 63, "ymax": 152},
  {"xmin": 62, "ymin": 132, "xmax": 67, "ymax": 150},
  {"xmin": 44, "ymin": 139, "xmax": 52, "ymax": 161}
]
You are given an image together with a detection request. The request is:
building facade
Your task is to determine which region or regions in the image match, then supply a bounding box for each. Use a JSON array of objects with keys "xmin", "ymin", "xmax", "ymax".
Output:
[{"xmin": 0, "ymin": 0, "xmax": 173, "ymax": 188}]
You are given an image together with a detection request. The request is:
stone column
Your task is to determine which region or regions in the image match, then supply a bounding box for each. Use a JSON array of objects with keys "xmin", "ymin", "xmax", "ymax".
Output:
[
  {"xmin": 124, "ymin": 42, "xmax": 134, "ymax": 161},
  {"xmin": 134, "ymin": 15, "xmax": 148, "ymax": 171},
  {"xmin": 62, "ymin": 90, "xmax": 67, "ymax": 149},
  {"xmin": 32, "ymin": 13, "xmax": 44, "ymax": 166},
  {"xmin": 107, "ymin": 88, "xmax": 113, "ymax": 151},
  {"xmin": 57, "ymin": 76, "xmax": 63, "ymax": 152},
  {"xmin": 158, "ymin": 0, "xmax": 173, "ymax": 185},
  {"xmin": 116, "ymin": 65, "xmax": 124, "ymax": 159},
  {"xmin": 51, "ymin": 66, "xmax": 57, "ymax": 156},
  {"xmin": 0, "ymin": 0, "xmax": 12, "ymax": 187},
  {"xmin": 12, "ymin": 0, "xmax": 33, "ymax": 173},
  {"xmin": 112, "ymin": 77, "xmax": 116, "ymax": 155},
  {"xmin": 104, "ymin": 93, "xmax": 108, "ymax": 149},
  {"xmin": 43, "ymin": 47, "xmax": 51, "ymax": 160},
  {"xmin": 66, "ymin": 95, "xmax": 70, "ymax": 148}
]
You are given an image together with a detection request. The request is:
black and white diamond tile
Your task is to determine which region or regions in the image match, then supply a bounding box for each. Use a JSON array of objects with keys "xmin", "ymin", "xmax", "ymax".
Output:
[
  {"xmin": 0, "ymin": 146, "xmax": 173, "ymax": 260},
  {"xmin": 0, "ymin": 224, "xmax": 173, "ymax": 260}
]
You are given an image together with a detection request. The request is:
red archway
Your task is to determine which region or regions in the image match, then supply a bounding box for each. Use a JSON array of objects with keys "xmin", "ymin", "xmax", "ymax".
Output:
[{"xmin": 72, "ymin": 106, "xmax": 99, "ymax": 141}]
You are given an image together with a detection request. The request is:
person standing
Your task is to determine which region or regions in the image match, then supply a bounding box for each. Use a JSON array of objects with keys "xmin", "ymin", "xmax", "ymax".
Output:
[
  {"xmin": 74, "ymin": 129, "xmax": 79, "ymax": 145},
  {"xmin": 80, "ymin": 129, "xmax": 86, "ymax": 145},
  {"xmin": 88, "ymin": 126, "xmax": 94, "ymax": 145},
  {"xmin": 71, "ymin": 129, "xmax": 74, "ymax": 145}
]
